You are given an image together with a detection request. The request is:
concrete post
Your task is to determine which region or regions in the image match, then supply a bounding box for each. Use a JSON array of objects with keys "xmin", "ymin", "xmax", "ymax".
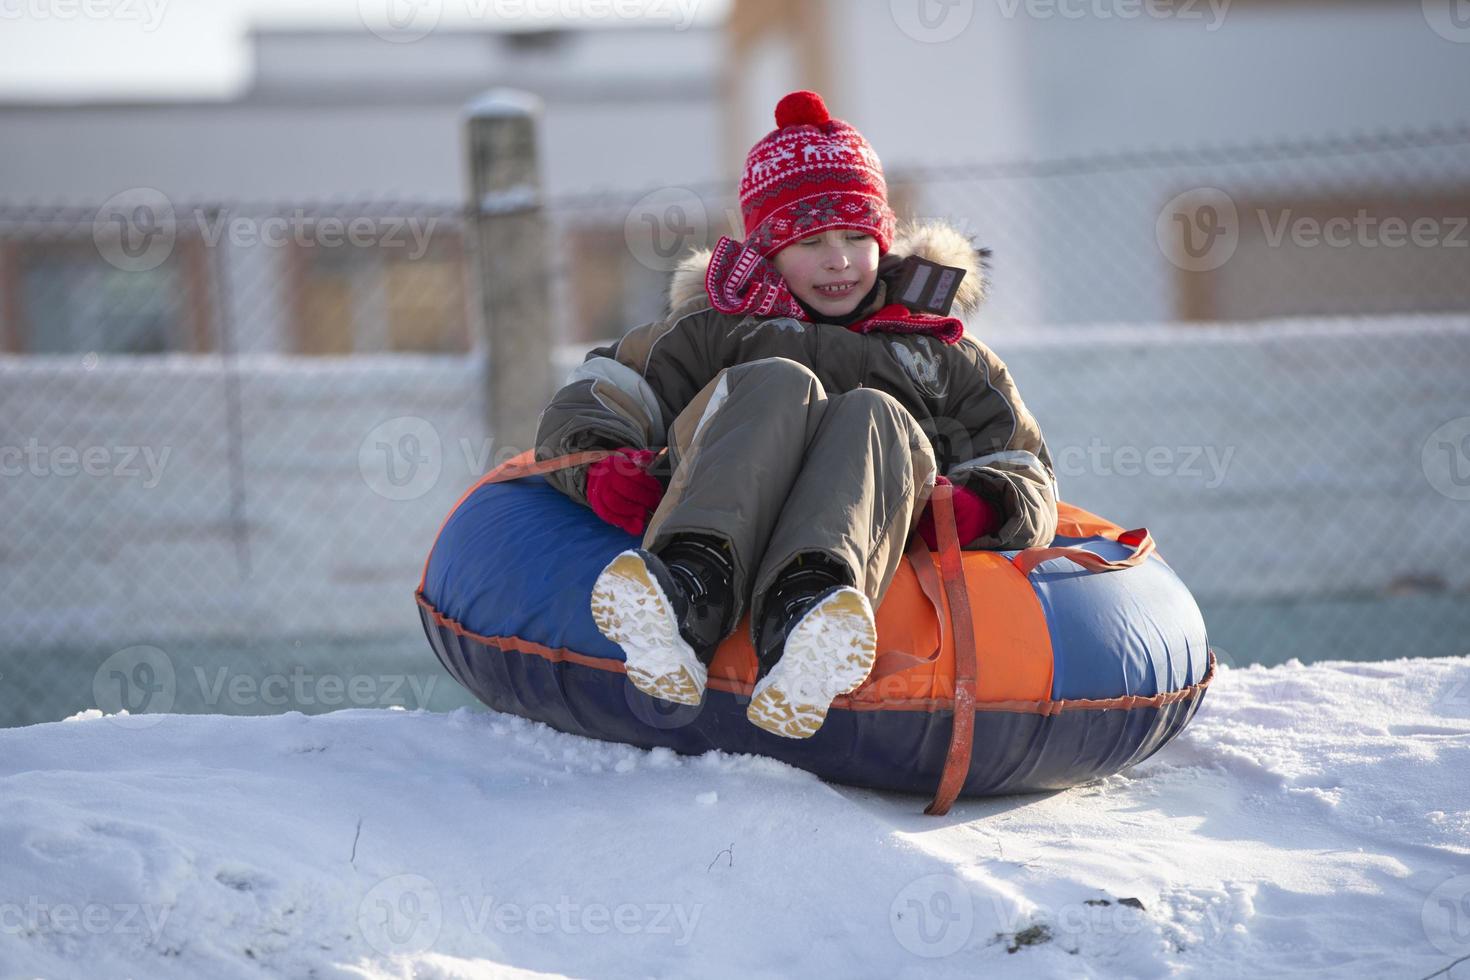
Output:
[{"xmin": 463, "ymin": 89, "xmax": 556, "ymax": 459}]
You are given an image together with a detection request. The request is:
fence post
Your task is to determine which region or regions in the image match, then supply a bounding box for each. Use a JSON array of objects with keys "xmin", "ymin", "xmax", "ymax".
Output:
[{"xmin": 464, "ymin": 89, "xmax": 556, "ymax": 459}]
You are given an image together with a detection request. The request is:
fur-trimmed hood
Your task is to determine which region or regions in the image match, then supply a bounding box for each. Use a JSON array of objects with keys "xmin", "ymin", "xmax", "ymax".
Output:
[{"xmin": 667, "ymin": 218, "xmax": 989, "ymax": 320}]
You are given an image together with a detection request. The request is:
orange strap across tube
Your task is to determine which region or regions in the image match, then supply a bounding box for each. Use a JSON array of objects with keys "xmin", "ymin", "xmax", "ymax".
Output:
[{"xmin": 923, "ymin": 483, "xmax": 978, "ymax": 816}]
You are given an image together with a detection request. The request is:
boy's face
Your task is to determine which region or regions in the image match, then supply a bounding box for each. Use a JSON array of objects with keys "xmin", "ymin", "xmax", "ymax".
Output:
[{"xmin": 771, "ymin": 229, "xmax": 880, "ymax": 319}]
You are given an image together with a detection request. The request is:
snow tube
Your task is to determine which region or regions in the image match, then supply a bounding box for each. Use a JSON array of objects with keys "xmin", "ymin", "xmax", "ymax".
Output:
[{"xmin": 416, "ymin": 451, "xmax": 1214, "ymax": 804}]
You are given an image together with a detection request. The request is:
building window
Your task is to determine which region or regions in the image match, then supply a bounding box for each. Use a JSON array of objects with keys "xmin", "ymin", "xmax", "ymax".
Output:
[
  {"xmin": 288, "ymin": 227, "xmax": 470, "ymax": 354},
  {"xmin": 1, "ymin": 238, "xmax": 211, "ymax": 354}
]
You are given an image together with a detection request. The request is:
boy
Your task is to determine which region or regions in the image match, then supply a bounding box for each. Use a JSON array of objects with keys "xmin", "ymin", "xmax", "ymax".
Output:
[{"xmin": 535, "ymin": 91, "xmax": 1058, "ymax": 739}]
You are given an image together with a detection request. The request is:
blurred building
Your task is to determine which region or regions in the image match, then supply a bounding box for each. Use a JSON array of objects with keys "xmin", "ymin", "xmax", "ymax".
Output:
[
  {"xmin": 0, "ymin": 22, "xmax": 723, "ymax": 355},
  {"xmin": 2, "ymin": 1, "xmax": 1469, "ymax": 353}
]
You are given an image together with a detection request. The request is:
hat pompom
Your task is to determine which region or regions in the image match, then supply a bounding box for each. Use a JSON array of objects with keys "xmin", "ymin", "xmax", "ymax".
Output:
[{"xmin": 774, "ymin": 90, "xmax": 830, "ymax": 129}]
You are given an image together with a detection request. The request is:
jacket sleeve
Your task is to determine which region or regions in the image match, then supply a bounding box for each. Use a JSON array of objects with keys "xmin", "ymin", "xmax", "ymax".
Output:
[
  {"xmin": 935, "ymin": 338, "xmax": 1059, "ymax": 550},
  {"xmin": 534, "ymin": 309, "xmax": 715, "ymax": 506}
]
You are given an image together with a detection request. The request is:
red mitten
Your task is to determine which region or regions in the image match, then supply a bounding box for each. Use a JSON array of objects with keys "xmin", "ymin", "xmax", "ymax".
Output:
[
  {"xmin": 917, "ymin": 475, "xmax": 1001, "ymax": 550},
  {"xmin": 585, "ymin": 447, "xmax": 663, "ymax": 536}
]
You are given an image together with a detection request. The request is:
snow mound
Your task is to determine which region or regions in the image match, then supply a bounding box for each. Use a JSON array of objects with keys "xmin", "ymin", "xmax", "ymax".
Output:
[{"xmin": 2, "ymin": 655, "xmax": 1468, "ymax": 978}]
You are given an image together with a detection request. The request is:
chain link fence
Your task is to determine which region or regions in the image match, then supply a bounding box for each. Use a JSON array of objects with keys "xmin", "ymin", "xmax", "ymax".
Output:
[{"xmin": 2, "ymin": 125, "xmax": 1468, "ymax": 727}]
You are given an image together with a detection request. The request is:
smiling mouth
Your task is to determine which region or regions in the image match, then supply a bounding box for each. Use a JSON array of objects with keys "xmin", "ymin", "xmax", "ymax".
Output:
[{"xmin": 814, "ymin": 281, "xmax": 857, "ymax": 297}]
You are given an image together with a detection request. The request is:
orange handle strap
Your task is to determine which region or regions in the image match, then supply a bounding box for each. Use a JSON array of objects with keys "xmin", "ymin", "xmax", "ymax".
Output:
[
  {"xmin": 869, "ymin": 533, "xmax": 948, "ymax": 680},
  {"xmin": 1010, "ymin": 526, "xmax": 1155, "ymax": 577}
]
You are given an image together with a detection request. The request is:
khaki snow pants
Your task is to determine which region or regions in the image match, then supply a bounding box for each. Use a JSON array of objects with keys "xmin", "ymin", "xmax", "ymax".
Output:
[{"xmin": 643, "ymin": 357, "xmax": 937, "ymax": 645}]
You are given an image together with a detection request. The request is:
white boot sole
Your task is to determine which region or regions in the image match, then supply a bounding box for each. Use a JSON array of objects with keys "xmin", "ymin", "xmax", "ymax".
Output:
[
  {"xmin": 747, "ymin": 587, "xmax": 877, "ymax": 739},
  {"xmin": 591, "ymin": 551, "xmax": 707, "ymax": 706}
]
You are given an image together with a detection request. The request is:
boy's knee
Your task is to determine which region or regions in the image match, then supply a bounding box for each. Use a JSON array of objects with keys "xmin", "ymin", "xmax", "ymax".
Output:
[
  {"xmin": 831, "ymin": 386, "xmax": 909, "ymax": 424},
  {"xmin": 726, "ymin": 357, "xmax": 821, "ymax": 393}
]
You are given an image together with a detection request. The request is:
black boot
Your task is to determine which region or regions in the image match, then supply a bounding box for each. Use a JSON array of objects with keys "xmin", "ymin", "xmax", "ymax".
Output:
[
  {"xmin": 590, "ymin": 534, "xmax": 736, "ymax": 707},
  {"xmin": 748, "ymin": 553, "xmax": 877, "ymax": 739},
  {"xmin": 754, "ymin": 553, "xmax": 852, "ymax": 679},
  {"xmin": 655, "ymin": 534, "xmax": 739, "ymax": 665}
]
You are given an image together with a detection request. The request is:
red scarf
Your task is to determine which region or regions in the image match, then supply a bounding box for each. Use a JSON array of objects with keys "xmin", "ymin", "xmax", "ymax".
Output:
[{"xmin": 702, "ymin": 236, "xmax": 965, "ymax": 344}]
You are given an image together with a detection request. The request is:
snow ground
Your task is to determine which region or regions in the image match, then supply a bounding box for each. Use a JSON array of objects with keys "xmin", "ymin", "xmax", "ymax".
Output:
[{"xmin": 2, "ymin": 655, "xmax": 1468, "ymax": 979}]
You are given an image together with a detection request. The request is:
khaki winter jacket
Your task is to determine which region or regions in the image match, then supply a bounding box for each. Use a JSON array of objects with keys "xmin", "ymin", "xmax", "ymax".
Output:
[{"xmin": 534, "ymin": 219, "xmax": 1059, "ymax": 551}]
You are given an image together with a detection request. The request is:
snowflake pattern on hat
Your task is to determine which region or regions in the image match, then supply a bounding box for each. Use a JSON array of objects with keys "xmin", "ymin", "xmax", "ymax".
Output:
[{"xmin": 737, "ymin": 91, "xmax": 896, "ymax": 258}]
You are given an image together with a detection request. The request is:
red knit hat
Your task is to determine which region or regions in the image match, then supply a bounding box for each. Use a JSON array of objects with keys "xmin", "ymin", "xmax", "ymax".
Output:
[{"xmin": 738, "ymin": 90, "xmax": 896, "ymax": 258}]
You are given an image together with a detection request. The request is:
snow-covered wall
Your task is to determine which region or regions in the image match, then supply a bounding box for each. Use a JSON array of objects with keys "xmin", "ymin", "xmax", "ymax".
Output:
[{"xmin": 2, "ymin": 315, "xmax": 1466, "ymax": 656}]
